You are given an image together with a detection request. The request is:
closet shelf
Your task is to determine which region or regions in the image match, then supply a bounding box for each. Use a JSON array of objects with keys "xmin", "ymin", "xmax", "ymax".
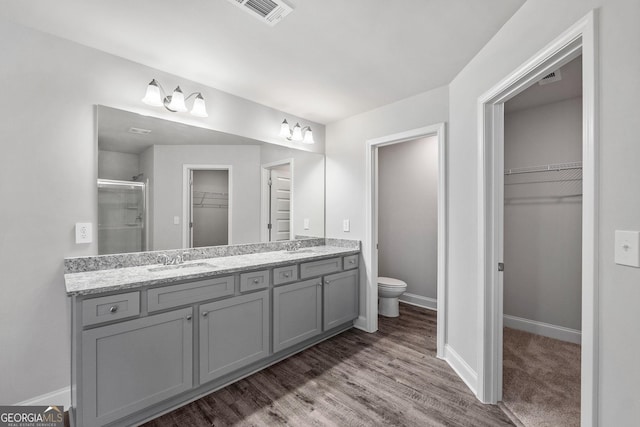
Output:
[{"xmin": 504, "ymin": 161, "xmax": 582, "ymax": 176}]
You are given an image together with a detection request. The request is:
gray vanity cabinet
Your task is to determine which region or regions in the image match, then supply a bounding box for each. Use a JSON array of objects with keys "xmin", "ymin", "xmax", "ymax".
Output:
[
  {"xmin": 273, "ymin": 278, "xmax": 323, "ymax": 353},
  {"xmin": 80, "ymin": 307, "xmax": 193, "ymax": 427},
  {"xmin": 323, "ymin": 269, "xmax": 359, "ymax": 330},
  {"xmin": 199, "ymin": 290, "xmax": 270, "ymax": 384}
]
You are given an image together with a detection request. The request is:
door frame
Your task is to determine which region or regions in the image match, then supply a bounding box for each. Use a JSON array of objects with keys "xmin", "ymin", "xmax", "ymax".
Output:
[
  {"xmin": 476, "ymin": 11, "xmax": 597, "ymax": 426},
  {"xmin": 260, "ymin": 158, "xmax": 294, "ymax": 242},
  {"xmin": 182, "ymin": 164, "xmax": 233, "ymax": 248},
  {"xmin": 363, "ymin": 123, "xmax": 447, "ymax": 359}
]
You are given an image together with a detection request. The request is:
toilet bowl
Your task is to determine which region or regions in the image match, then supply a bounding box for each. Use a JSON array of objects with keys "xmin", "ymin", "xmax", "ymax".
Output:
[{"xmin": 378, "ymin": 277, "xmax": 407, "ymax": 317}]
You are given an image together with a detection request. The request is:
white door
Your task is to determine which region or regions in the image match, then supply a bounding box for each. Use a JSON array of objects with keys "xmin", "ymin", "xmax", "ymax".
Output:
[{"xmin": 269, "ymin": 168, "xmax": 291, "ymax": 241}]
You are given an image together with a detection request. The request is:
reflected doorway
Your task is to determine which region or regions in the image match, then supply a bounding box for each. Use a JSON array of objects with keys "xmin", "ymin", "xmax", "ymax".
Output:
[
  {"xmin": 261, "ymin": 160, "xmax": 293, "ymax": 242},
  {"xmin": 183, "ymin": 165, "xmax": 232, "ymax": 248}
]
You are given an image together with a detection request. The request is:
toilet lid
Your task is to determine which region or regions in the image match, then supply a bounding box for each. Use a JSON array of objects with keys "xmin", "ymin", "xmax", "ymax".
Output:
[{"xmin": 378, "ymin": 277, "xmax": 407, "ymax": 287}]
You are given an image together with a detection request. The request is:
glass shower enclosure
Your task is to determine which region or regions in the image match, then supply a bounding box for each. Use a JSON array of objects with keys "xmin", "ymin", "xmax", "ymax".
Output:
[{"xmin": 97, "ymin": 179, "xmax": 147, "ymax": 255}]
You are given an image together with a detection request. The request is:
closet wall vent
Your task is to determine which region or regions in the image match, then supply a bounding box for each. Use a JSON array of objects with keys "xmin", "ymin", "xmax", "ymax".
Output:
[
  {"xmin": 227, "ymin": 0, "xmax": 293, "ymax": 26},
  {"xmin": 538, "ymin": 70, "xmax": 562, "ymax": 85}
]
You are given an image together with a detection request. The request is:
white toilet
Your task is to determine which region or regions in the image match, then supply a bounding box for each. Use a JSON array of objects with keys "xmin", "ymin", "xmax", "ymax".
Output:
[{"xmin": 377, "ymin": 277, "xmax": 408, "ymax": 317}]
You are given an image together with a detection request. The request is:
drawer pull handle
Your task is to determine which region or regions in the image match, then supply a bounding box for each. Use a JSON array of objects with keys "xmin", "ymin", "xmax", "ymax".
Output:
[
  {"xmin": 284, "ymin": 273, "xmax": 290, "ymax": 277},
  {"xmin": 186, "ymin": 315, "xmax": 192, "ymax": 321},
  {"xmin": 202, "ymin": 311, "xmax": 208, "ymax": 317},
  {"xmin": 349, "ymin": 259, "xmax": 355, "ymax": 264},
  {"xmin": 109, "ymin": 305, "xmax": 118, "ymax": 313},
  {"xmin": 253, "ymin": 278, "xmax": 260, "ymax": 284}
]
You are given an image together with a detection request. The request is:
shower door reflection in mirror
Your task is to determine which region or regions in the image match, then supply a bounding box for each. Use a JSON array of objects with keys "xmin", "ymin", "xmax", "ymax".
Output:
[{"xmin": 97, "ymin": 179, "xmax": 147, "ymax": 255}]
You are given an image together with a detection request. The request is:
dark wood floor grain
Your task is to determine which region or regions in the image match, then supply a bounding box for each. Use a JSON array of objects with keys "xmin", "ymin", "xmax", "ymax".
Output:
[{"xmin": 142, "ymin": 304, "xmax": 513, "ymax": 427}]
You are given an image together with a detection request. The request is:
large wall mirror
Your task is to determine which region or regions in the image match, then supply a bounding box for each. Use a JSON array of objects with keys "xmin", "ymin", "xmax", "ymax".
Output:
[{"xmin": 97, "ymin": 105, "xmax": 324, "ymax": 255}]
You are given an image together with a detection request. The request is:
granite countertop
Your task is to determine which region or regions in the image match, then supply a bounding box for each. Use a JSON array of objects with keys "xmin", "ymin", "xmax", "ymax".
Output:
[{"xmin": 65, "ymin": 245, "xmax": 359, "ymax": 296}]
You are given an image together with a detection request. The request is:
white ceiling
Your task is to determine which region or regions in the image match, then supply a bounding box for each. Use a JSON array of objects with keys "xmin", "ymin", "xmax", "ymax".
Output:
[{"xmin": 1, "ymin": 0, "xmax": 526, "ymax": 124}]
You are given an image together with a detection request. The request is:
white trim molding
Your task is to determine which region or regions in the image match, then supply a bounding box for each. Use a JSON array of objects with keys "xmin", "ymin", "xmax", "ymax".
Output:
[
  {"xmin": 16, "ymin": 387, "xmax": 71, "ymax": 409},
  {"xmin": 364, "ymin": 123, "xmax": 447, "ymax": 359},
  {"xmin": 444, "ymin": 345, "xmax": 478, "ymax": 395},
  {"xmin": 504, "ymin": 315, "xmax": 582, "ymax": 345},
  {"xmin": 476, "ymin": 11, "xmax": 598, "ymax": 427},
  {"xmin": 399, "ymin": 293, "xmax": 437, "ymax": 311}
]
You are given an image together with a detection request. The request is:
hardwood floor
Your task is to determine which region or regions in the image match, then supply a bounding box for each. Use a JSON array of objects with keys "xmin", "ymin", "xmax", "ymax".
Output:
[{"xmin": 142, "ymin": 304, "xmax": 513, "ymax": 427}]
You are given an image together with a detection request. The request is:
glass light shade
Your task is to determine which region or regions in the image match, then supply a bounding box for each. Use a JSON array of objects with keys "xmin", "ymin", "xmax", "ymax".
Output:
[
  {"xmin": 167, "ymin": 86, "xmax": 187, "ymax": 112},
  {"xmin": 302, "ymin": 128, "xmax": 314, "ymax": 144},
  {"xmin": 291, "ymin": 123, "xmax": 303, "ymax": 141},
  {"xmin": 190, "ymin": 94, "xmax": 208, "ymax": 117},
  {"xmin": 279, "ymin": 119, "xmax": 291, "ymax": 138},
  {"xmin": 141, "ymin": 80, "xmax": 163, "ymax": 107}
]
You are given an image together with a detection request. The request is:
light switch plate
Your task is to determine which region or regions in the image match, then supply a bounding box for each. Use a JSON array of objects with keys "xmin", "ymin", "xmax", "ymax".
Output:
[
  {"xmin": 615, "ymin": 230, "xmax": 640, "ymax": 267},
  {"xmin": 343, "ymin": 219, "xmax": 350, "ymax": 232},
  {"xmin": 303, "ymin": 218, "xmax": 310, "ymax": 230},
  {"xmin": 173, "ymin": 216, "xmax": 180, "ymax": 225},
  {"xmin": 75, "ymin": 223, "xmax": 92, "ymax": 244}
]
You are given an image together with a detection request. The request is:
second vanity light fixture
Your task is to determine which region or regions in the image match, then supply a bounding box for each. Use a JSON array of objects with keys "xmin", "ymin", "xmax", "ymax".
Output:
[
  {"xmin": 279, "ymin": 119, "xmax": 314, "ymax": 144},
  {"xmin": 142, "ymin": 79, "xmax": 208, "ymax": 117}
]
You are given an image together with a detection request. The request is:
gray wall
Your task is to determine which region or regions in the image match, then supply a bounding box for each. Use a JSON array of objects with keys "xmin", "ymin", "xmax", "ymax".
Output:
[
  {"xmin": 151, "ymin": 145, "xmax": 261, "ymax": 250},
  {"xmin": 504, "ymin": 97, "xmax": 582, "ymax": 331},
  {"xmin": 98, "ymin": 150, "xmax": 140, "ymax": 181},
  {"xmin": 0, "ymin": 18, "xmax": 323, "ymax": 405},
  {"xmin": 378, "ymin": 136, "xmax": 438, "ymax": 302}
]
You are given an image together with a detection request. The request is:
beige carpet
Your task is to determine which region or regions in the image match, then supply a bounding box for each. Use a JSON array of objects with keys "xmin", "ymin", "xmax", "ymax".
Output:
[{"xmin": 502, "ymin": 327, "xmax": 581, "ymax": 427}]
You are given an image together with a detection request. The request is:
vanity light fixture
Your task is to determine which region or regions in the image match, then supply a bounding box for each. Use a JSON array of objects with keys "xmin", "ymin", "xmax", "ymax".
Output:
[
  {"xmin": 142, "ymin": 79, "xmax": 208, "ymax": 117},
  {"xmin": 279, "ymin": 119, "xmax": 314, "ymax": 144}
]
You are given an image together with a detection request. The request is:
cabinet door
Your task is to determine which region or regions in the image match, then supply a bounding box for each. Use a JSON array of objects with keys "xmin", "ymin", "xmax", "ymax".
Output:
[
  {"xmin": 324, "ymin": 270, "xmax": 359, "ymax": 330},
  {"xmin": 199, "ymin": 291, "xmax": 269, "ymax": 384},
  {"xmin": 273, "ymin": 278, "xmax": 322, "ymax": 353},
  {"xmin": 81, "ymin": 308, "xmax": 193, "ymax": 427}
]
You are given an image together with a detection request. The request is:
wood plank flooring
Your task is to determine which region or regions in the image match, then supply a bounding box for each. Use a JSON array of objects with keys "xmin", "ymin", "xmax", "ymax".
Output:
[{"xmin": 142, "ymin": 304, "xmax": 513, "ymax": 427}]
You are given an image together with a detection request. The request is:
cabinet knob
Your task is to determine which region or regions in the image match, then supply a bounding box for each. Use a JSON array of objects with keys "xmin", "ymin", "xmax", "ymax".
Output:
[
  {"xmin": 253, "ymin": 278, "xmax": 260, "ymax": 284},
  {"xmin": 202, "ymin": 311, "xmax": 208, "ymax": 317},
  {"xmin": 109, "ymin": 305, "xmax": 118, "ymax": 313},
  {"xmin": 186, "ymin": 315, "xmax": 192, "ymax": 321},
  {"xmin": 325, "ymin": 280, "xmax": 330, "ymax": 285},
  {"xmin": 349, "ymin": 259, "xmax": 355, "ymax": 264}
]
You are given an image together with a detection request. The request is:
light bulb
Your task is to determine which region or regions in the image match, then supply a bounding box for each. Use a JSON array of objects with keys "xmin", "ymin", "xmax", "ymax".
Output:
[
  {"xmin": 279, "ymin": 119, "xmax": 291, "ymax": 138},
  {"xmin": 141, "ymin": 79, "xmax": 163, "ymax": 107},
  {"xmin": 190, "ymin": 93, "xmax": 208, "ymax": 117},
  {"xmin": 167, "ymin": 86, "xmax": 187, "ymax": 112},
  {"xmin": 291, "ymin": 123, "xmax": 303, "ymax": 141},
  {"xmin": 302, "ymin": 128, "xmax": 314, "ymax": 144}
]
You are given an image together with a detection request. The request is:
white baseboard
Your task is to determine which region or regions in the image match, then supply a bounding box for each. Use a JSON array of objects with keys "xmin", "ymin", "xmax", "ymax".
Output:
[
  {"xmin": 15, "ymin": 386, "xmax": 71, "ymax": 410},
  {"xmin": 399, "ymin": 293, "xmax": 437, "ymax": 311},
  {"xmin": 443, "ymin": 344, "xmax": 477, "ymax": 395},
  {"xmin": 504, "ymin": 314, "xmax": 581, "ymax": 344}
]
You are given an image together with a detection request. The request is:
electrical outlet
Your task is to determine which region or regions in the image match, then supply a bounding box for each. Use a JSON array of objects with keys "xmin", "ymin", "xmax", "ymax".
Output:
[
  {"xmin": 615, "ymin": 230, "xmax": 640, "ymax": 267},
  {"xmin": 304, "ymin": 218, "xmax": 310, "ymax": 230},
  {"xmin": 173, "ymin": 216, "xmax": 180, "ymax": 225},
  {"xmin": 343, "ymin": 219, "xmax": 350, "ymax": 232},
  {"xmin": 75, "ymin": 223, "xmax": 92, "ymax": 244}
]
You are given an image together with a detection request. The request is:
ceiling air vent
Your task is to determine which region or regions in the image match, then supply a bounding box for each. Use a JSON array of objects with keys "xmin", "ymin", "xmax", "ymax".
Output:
[
  {"xmin": 128, "ymin": 127, "xmax": 151, "ymax": 135},
  {"xmin": 538, "ymin": 70, "xmax": 562, "ymax": 86},
  {"xmin": 227, "ymin": 0, "xmax": 293, "ymax": 26}
]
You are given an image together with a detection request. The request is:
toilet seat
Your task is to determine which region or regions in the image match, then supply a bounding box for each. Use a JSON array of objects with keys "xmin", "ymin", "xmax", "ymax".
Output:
[{"xmin": 378, "ymin": 277, "xmax": 407, "ymax": 288}]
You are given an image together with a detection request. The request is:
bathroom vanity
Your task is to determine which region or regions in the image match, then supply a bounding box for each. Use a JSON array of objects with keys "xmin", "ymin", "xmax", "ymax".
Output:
[{"xmin": 64, "ymin": 241, "xmax": 359, "ymax": 427}]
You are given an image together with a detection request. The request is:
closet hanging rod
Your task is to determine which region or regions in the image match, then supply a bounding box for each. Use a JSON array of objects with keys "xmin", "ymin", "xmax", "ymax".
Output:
[{"xmin": 504, "ymin": 161, "xmax": 582, "ymax": 176}]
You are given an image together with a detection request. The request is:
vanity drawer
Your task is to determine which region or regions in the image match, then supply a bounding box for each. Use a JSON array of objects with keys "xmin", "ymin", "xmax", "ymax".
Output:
[
  {"xmin": 300, "ymin": 257, "xmax": 342, "ymax": 279},
  {"xmin": 147, "ymin": 276, "xmax": 235, "ymax": 312},
  {"xmin": 273, "ymin": 265, "xmax": 298, "ymax": 286},
  {"xmin": 240, "ymin": 270, "xmax": 269, "ymax": 293},
  {"xmin": 343, "ymin": 255, "xmax": 359, "ymax": 270},
  {"xmin": 82, "ymin": 292, "xmax": 140, "ymax": 326}
]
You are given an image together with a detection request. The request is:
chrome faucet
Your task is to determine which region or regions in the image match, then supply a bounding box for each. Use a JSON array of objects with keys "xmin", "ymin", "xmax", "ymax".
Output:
[
  {"xmin": 287, "ymin": 240, "xmax": 302, "ymax": 252},
  {"xmin": 157, "ymin": 252, "xmax": 190, "ymax": 265}
]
